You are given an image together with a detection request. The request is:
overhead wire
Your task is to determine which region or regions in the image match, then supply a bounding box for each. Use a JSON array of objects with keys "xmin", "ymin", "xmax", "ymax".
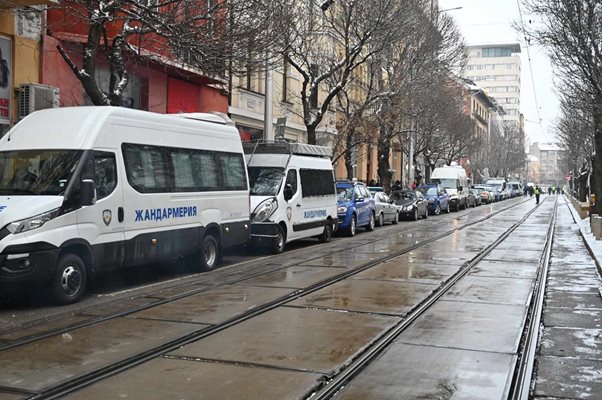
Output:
[{"xmin": 516, "ymin": 0, "xmax": 548, "ymax": 141}]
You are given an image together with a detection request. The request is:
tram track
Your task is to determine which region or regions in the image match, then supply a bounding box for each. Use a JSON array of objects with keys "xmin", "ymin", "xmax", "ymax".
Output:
[
  {"xmin": 310, "ymin": 196, "xmax": 557, "ymax": 400},
  {"xmin": 0, "ymin": 197, "xmax": 531, "ymax": 347},
  {"xmin": 0, "ymin": 197, "xmax": 538, "ymax": 400}
]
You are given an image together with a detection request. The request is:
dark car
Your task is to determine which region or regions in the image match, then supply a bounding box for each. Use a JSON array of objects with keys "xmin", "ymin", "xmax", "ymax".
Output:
[
  {"xmin": 416, "ymin": 184, "xmax": 450, "ymax": 215},
  {"xmin": 336, "ymin": 180, "xmax": 376, "ymax": 236},
  {"xmin": 390, "ymin": 189, "xmax": 428, "ymax": 220}
]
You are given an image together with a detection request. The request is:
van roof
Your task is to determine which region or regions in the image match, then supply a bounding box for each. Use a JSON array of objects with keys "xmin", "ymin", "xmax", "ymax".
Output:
[{"xmin": 1, "ymin": 106, "xmax": 238, "ymax": 150}]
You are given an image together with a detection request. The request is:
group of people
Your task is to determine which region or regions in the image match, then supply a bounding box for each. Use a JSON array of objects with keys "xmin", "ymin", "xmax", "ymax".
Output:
[{"xmin": 530, "ymin": 184, "xmax": 564, "ymax": 205}]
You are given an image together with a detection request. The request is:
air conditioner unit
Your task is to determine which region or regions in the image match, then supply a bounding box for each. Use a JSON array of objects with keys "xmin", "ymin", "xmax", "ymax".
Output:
[{"xmin": 18, "ymin": 83, "xmax": 60, "ymax": 120}]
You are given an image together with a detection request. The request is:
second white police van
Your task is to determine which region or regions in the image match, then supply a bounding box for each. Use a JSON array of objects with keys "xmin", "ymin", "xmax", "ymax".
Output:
[
  {"xmin": 244, "ymin": 141, "xmax": 338, "ymax": 253},
  {"xmin": 0, "ymin": 107, "xmax": 250, "ymax": 304}
]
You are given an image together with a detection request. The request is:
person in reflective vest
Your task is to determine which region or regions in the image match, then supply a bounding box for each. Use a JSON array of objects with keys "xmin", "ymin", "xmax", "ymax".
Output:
[{"xmin": 535, "ymin": 186, "xmax": 542, "ymax": 204}]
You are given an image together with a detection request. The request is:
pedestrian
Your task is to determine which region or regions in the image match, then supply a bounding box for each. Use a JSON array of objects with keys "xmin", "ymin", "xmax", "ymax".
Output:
[
  {"xmin": 548, "ymin": 186, "xmax": 552, "ymax": 195},
  {"xmin": 529, "ymin": 186, "xmax": 534, "ymax": 197},
  {"xmin": 524, "ymin": 186, "xmax": 528, "ymax": 196},
  {"xmin": 393, "ymin": 180, "xmax": 402, "ymax": 191},
  {"xmin": 411, "ymin": 180, "xmax": 417, "ymax": 190},
  {"xmin": 535, "ymin": 185, "xmax": 541, "ymax": 204}
]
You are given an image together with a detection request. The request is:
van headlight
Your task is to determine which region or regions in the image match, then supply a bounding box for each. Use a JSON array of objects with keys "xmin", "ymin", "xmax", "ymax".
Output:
[
  {"xmin": 252, "ymin": 198, "xmax": 278, "ymax": 222},
  {"xmin": 6, "ymin": 208, "xmax": 60, "ymax": 234}
]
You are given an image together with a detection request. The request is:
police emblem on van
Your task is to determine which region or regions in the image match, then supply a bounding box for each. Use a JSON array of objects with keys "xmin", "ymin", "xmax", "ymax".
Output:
[
  {"xmin": 286, "ymin": 206, "xmax": 292, "ymax": 221},
  {"xmin": 103, "ymin": 210, "xmax": 112, "ymax": 226}
]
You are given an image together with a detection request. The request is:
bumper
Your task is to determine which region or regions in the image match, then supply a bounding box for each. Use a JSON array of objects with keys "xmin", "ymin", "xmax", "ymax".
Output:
[
  {"xmin": 250, "ymin": 222, "xmax": 280, "ymax": 239},
  {"xmin": 0, "ymin": 245, "xmax": 61, "ymax": 286},
  {"xmin": 337, "ymin": 213, "xmax": 351, "ymax": 229}
]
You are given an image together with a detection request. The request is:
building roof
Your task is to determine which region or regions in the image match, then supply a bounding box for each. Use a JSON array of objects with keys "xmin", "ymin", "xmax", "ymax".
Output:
[
  {"xmin": 466, "ymin": 43, "xmax": 521, "ymax": 53},
  {"xmin": 535, "ymin": 142, "xmax": 562, "ymax": 152}
]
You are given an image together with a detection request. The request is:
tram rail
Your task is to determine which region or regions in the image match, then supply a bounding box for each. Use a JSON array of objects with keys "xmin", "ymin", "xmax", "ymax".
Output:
[{"xmin": 0, "ymin": 196, "xmax": 539, "ymax": 400}]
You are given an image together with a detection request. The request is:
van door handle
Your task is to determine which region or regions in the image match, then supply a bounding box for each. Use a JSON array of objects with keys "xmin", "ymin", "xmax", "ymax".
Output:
[{"xmin": 118, "ymin": 207, "xmax": 124, "ymax": 222}]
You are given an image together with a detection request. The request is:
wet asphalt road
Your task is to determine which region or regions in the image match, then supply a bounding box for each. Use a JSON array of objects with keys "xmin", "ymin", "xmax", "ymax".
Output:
[{"xmin": 0, "ymin": 196, "xmax": 583, "ymax": 399}]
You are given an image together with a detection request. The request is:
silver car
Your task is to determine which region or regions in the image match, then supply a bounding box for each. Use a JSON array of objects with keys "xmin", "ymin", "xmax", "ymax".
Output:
[{"xmin": 371, "ymin": 192, "xmax": 399, "ymax": 226}]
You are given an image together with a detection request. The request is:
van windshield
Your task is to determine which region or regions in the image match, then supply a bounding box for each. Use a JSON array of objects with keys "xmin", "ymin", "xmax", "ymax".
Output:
[
  {"xmin": 0, "ymin": 150, "xmax": 83, "ymax": 195},
  {"xmin": 432, "ymin": 179, "xmax": 457, "ymax": 189},
  {"xmin": 248, "ymin": 167, "xmax": 285, "ymax": 196}
]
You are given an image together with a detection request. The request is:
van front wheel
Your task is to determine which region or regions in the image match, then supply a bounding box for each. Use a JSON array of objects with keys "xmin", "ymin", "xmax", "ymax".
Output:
[
  {"xmin": 200, "ymin": 234, "xmax": 219, "ymax": 272},
  {"xmin": 50, "ymin": 254, "xmax": 87, "ymax": 305},
  {"xmin": 272, "ymin": 225, "xmax": 286, "ymax": 254}
]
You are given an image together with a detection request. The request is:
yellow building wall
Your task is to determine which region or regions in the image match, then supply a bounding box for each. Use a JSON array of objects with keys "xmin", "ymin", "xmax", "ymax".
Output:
[{"xmin": 0, "ymin": 9, "xmax": 42, "ymax": 128}]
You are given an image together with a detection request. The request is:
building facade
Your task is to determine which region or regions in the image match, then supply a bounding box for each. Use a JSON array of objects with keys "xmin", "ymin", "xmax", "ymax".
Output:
[
  {"xmin": 0, "ymin": 1, "xmax": 53, "ymax": 136},
  {"xmin": 530, "ymin": 142, "xmax": 564, "ymax": 185},
  {"xmin": 464, "ymin": 43, "xmax": 521, "ymax": 126}
]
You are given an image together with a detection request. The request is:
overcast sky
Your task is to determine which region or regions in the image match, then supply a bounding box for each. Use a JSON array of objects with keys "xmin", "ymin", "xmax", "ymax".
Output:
[{"xmin": 438, "ymin": 0, "xmax": 559, "ymax": 147}]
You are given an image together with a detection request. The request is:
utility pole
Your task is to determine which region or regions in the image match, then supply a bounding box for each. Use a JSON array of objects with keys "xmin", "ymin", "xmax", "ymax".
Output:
[{"xmin": 264, "ymin": 60, "xmax": 274, "ymax": 141}]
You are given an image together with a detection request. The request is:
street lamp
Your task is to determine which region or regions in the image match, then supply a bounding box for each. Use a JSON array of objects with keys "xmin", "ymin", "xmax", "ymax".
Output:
[{"xmin": 438, "ymin": 6, "xmax": 463, "ymax": 13}]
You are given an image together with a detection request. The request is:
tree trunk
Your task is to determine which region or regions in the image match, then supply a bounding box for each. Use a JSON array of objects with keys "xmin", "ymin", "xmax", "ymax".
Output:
[
  {"xmin": 307, "ymin": 124, "xmax": 317, "ymax": 145},
  {"xmin": 345, "ymin": 130, "xmax": 355, "ymax": 179},
  {"xmin": 377, "ymin": 125, "xmax": 392, "ymax": 192},
  {"xmin": 593, "ymin": 103, "xmax": 602, "ymax": 214}
]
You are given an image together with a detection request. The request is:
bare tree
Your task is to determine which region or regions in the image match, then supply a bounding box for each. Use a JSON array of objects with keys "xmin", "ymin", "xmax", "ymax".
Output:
[
  {"xmin": 370, "ymin": 7, "xmax": 467, "ymax": 190},
  {"xmin": 554, "ymin": 81, "xmax": 595, "ymax": 200},
  {"xmin": 49, "ymin": 0, "xmax": 280, "ymax": 106},
  {"xmin": 276, "ymin": 0, "xmax": 417, "ymax": 145},
  {"xmin": 486, "ymin": 122, "xmax": 525, "ymax": 178},
  {"xmin": 522, "ymin": 0, "xmax": 602, "ymax": 212}
]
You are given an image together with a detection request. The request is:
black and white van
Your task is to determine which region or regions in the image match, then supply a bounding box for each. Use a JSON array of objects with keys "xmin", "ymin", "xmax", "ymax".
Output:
[
  {"xmin": 0, "ymin": 107, "xmax": 250, "ymax": 303},
  {"xmin": 244, "ymin": 141, "xmax": 337, "ymax": 253}
]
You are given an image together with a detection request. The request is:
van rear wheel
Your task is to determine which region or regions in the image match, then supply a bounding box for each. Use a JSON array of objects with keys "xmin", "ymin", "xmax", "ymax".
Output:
[
  {"xmin": 318, "ymin": 221, "xmax": 333, "ymax": 243},
  {"xmin": 200, "ymin": 234, "xmax": 219, "ymax": 272},
  {"xmin": 50, "ymin": 254, "xmax": 87, "ymax": 305}
]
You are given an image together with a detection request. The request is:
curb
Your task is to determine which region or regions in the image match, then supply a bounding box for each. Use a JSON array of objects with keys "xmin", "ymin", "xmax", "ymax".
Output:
[{"xmin": 563, "ymin": 195, "xmax": 602, "ymax": 283}]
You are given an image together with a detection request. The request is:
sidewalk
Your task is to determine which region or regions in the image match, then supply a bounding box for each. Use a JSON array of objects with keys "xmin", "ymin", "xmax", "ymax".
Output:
[{"xmin": 532, "ymin": 197, "xmax": 602, "ymax": 398}]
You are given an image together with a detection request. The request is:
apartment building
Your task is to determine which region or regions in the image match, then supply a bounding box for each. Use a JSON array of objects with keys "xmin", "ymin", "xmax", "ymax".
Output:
[
  {"xmin": 530, "ymin": 142, "xmax": 564, "ymax": 185},
  {"xmin": 464, "ymin": 43, "xmax": 521, "ymax": 126}
]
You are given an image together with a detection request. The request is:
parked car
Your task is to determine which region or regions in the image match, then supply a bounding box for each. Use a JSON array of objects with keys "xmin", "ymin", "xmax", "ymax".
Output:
[
  {"xmin": 371, "ymin": 191, "xmax": 399, "ymax": 226},
  {"xmin": 390, "ymin": 189, "xmax": 428, "ymax": 220},
  {"xmin": 507, "ymin": 181, "xmax": 523, "ymax": 197},
  {"xmin": 336, "ymin": 180, "xmax": 376, "ymax": 236},
  {"xmin": 416, "ymin": 184, "xmax": 450, "ymax": 215},
  {"xmin": 473, "ymin": 186, "xmax": 493, "ymax": 204},
  {"xmin": 469, "ymin": 189, "xmax": 482, "ymax": 207}
]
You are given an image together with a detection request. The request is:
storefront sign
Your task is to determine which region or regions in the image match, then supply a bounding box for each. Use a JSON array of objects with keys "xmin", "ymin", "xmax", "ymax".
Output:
[{"xmin": 0, "ymin": 36, "xmax": 12, "ymax": 125}]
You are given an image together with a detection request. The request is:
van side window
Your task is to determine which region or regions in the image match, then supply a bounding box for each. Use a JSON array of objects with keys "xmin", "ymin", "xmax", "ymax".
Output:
[
  {"xmin": 285, "ymin": 169, "xmax": 297, "ymax": 194},
  {"xmin": 122, "ymin": 143, "xmax": 246, "ymax": 193},
  {"xmin": 122, "ymin": 144, "xmax": 170, "ymax": 193},
  {"xmin": 93, "ymin": 151, "xmax": 117, "ymax": 200},
  {"xmin": 191, "ymin": 152, "xmax": 219, "ymax": 191},
  {"xmin": 217, "ymin": 153, "xmax": 247, "ymax": 191},
  {"xmin": 299, "ymin": 169, "xmax": 335, "ymax": 197}
]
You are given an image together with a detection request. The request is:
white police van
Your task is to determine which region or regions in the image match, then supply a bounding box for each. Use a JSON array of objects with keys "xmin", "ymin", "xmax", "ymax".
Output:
[
  {"xmin": 431, "ymin": 164, "xmax": 469, "ymax": 211},
  {"xmin": 244, "ymin": 141, "xmax": 337, "ymax": 253},
  {"xmin": 0, "ymin": 107, "xmax": 250, "ymax": 304}
]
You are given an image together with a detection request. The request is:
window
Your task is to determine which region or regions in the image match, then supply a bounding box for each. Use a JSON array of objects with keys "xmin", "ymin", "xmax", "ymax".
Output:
[
  {"xmin": 122, "ymin": 143, "xmax": 246, "ymax": 193},
  {"xmin": 123, "ymin": 144, "xmax": 169, "ymax": 193},
  {"xmin": 218, "ymin": 153, "xmax": 246, "ymax": 190},
  {"xmin": 300, "ymin": 169, "xmax": 335, "ymax": 197},
  {"xmin": 93, "ymin": 151, "xmax": 117, "ymax": 200},
  {"xmin": 285, "ymin": 169, "xmax": 297, "ymax": 195}
]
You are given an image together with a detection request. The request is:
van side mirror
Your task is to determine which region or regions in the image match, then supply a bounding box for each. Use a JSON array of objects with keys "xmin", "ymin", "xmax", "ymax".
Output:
[
  {"xmin": 458, "ymin": 186, "xmax": 463, "ymax": 191},
  {"xmin": 81, "ymin": 179, "xmax": 96, "ymax": 206},
  {"xmin": 283, "ymin": 184, "xmax": 294, "ymax": 201}
]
